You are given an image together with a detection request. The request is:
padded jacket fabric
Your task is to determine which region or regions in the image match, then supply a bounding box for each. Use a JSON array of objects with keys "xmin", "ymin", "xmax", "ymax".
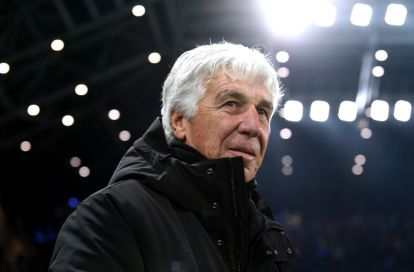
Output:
[{"xmin": 49, "ymin": 118, "xmax": 297, "ymax": 272}]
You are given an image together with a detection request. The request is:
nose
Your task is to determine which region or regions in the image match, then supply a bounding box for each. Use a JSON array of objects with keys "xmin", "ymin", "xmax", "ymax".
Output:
[{"xmin": 238, "ymin": 106, "xmax": 262, "ymax": 137}]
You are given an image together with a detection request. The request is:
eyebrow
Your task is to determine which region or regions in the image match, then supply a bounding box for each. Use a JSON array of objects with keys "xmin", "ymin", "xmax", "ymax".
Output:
[
  {"xmin": 216, "ymin": 89, "xmax": 247, "ymax": 103},
  {"xmin": 216, "ymin": 89, "xmax": 274, "ymax": 112}
]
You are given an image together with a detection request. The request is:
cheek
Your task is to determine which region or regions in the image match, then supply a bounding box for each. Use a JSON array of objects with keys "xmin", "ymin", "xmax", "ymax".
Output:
[
  {"xmin": 261, "ymin": 129, "xmax": 270, "ymax": 150},
  {"xmin": 205, "ymin": 128, "xmax": 233, "ymax": 158},
  {"xmin": 188, "ymin": 121, "xmax": 222, "ymax": 157}
]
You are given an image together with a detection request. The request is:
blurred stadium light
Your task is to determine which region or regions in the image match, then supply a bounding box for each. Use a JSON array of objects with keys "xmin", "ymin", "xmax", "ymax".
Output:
[
  {"xmin": 338, "ymin": 101, "xmax": 358, "ymax": 122},
  {"xmin": 385, "ymin": 4, "xmax": 407, "ymax": 26},
  {"xmin": 370, "ymin": 100, "xmax": 389, "ymax": 121},
  {"xmin": 394, "ymin": 100, "xmax": 412, "ymax": 122},
  {"xmin": 350, "ymin": 3, "xmax": 373, "ymax": 27},
  {"xmin": 310, "ymin": 100, "xmax": 330, "ymax": 122},
  {"xmin": 284, "ymin": 100, "xmax": 304, "ymax": 122}
]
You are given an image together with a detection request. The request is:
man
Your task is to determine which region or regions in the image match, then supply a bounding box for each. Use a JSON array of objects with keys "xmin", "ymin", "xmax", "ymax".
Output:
[{"xmin": 49, "ymin": 42, "xmax": 297, "ymax": 271}]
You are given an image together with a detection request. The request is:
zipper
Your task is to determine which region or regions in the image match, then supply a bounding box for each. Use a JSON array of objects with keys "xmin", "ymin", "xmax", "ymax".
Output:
[{"xmin": 229, "ymin": 159, "xmax": 242, "ymax": 272}]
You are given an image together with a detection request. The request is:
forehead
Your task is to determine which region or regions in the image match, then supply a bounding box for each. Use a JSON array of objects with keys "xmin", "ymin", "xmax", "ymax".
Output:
[{"xmin": 206, "ymin": 71, "xmax": 274, "ymax": 99}]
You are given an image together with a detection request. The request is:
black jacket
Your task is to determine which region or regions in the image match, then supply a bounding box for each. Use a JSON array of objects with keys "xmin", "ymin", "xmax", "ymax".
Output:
[{"xmin": 49, "ymin": 118, "xmax": 297, "ymax": 272}]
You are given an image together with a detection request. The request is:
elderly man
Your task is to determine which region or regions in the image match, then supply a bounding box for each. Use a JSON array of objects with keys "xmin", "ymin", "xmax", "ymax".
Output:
[{"xmin": 49, "ymin": 42, "xmax": 297, "ymax": 272}]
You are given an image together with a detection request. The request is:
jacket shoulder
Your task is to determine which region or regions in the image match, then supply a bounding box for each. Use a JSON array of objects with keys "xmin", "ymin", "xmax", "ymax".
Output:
[{"xmin": 49, "ymin": 179, "xmax": 152, "ymax": 271}]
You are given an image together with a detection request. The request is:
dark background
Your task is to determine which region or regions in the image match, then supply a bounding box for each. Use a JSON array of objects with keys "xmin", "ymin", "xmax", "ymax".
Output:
[{"xmin": 1, "ymin": 0, "xmax": 414, "ymax": 271}]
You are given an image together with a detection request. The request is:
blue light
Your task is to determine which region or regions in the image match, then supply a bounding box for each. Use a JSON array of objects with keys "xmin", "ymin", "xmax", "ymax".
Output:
[
  {"xmin": 34, "ymin": 227, "xmax": 46, "ymax": 244},
  {"xmin": 46, "ymin": 225, "xmax": 57, "ymax": 243},
  {"xmin": 68, "ymin": 197, "xmax": 79, "ymax": 208}
]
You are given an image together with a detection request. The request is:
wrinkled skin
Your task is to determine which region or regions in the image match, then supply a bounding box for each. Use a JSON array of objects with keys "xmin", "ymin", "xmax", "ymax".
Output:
[{"xmin": 171, "ymin": 72, "xmax": 274, "ymax": 182}]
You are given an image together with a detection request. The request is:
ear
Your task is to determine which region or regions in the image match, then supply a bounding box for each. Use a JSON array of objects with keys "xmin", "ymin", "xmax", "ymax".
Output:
[{"xmin": 170, "ymin": 110, "xmax": 187, "ymax": 141}]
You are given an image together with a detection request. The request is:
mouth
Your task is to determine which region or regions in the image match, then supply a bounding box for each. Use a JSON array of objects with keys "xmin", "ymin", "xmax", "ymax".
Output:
[{"xmin": 228, "ymin": 148, "xmax": 256, "ymax": 161}]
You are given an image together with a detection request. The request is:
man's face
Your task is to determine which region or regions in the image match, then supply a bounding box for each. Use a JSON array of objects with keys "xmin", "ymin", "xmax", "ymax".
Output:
[{"xmin": 172, "ymin": 72, "xmax": 274, "ymax": 182}]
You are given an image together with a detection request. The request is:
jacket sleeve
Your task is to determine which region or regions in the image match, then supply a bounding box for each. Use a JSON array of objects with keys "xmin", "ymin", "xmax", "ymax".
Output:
[{"xmin": 49, "ymin": 191, "xmax": 144, "ymax": 272}]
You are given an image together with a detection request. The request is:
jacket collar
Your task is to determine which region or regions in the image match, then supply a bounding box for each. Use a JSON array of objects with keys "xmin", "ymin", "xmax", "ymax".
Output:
[
  {"xmin": 169, "ymin": 140, "xmax": 206, "ymax": 164},
  {"xmin": 110, "ymin": 117, "xmax": 256, "ymax": 212}
]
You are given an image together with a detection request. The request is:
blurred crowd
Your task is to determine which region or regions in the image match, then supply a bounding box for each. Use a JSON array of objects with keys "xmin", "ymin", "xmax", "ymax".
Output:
[
  {"xmin": 0, "ymin": 204, "xmax": 40, "ymax": 272},
  {"xmin": 279, "ymin": 210, "xmax": 414, "ymax": 272},
  {"xmin": 1, "ymin": 201, "xmax": 413, "ymax": 271}
]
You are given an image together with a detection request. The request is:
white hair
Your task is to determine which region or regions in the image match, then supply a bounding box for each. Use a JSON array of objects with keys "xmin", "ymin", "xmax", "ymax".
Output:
[{"xmin": 161, "ymin": 42, "xmax": 281, "ymax": 143}]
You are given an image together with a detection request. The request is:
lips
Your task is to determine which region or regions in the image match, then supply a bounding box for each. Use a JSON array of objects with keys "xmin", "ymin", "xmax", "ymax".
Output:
[{"xmin": 228, "ymin": 147, "xmax": 256, "ymax": 160}]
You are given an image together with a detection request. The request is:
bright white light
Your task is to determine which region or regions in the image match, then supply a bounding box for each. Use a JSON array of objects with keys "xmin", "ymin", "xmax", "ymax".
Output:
[
  {"xmin": 108, "ymin": 109, "xmax": 121, "ymax": 120},
  {"xmin": 75, "ymin": 84, "xmax": 88, "ymax": 96},
  {"xmin": 352, "ymin": 165, "xmax": 363, "ymax": 175},
  {"xmin": 62, "ymin": 115, "xmax": 75, "ymax": 126},
  {"xmin": 350, "ymin": 3, "xmax": 373, "ymax": 27},
  {"xmin": 394, "ymin": 100, "xmax": 411, "ymax": 122},
  {"xmin": 281, "ymin": 155, "xmax": 293, "ymax": 166},
  {"xmin": 70, "ymin": 157, "xmax": 82, "ymax": 168},
  {"xmin": 51, "ymin": 39, "xmax": 65, "ymax": 51},
  {"xmin": 79, "ymin": 166, "xmax": 90, "ymax": 177},
  {"xmin": 280, "ymin": 128, "xmax": 292, "ymax": 139},
  {"xmin": 372, "ymin": 66, "xmax": 385, "ymax": 77},
  {"xmin": 354, "ymin": 154, "xmax": 366, "ymax": 165},
  {"xmin": 148, "ymin": 52, "xmax": 161, "ymax": 64},
  {"xmin": 370, "ymin": 100, "xmax": 389, "ymax": 121},
  {"xmin": 313, "ymin": 2, "xmax": 336, "ymax": 27},
  {"xmin": 284, "ymin": 100, "xmax": 303, "ymax": 122},
  {"xmin": 0, "ymin": 62, "xmax": 10, "ymax": 74},
  {"xmin": 27, "ymin": 104, "xmax": 40, "ymax": 116},
  {"xmin": 375, "ymin": 50, "xmax": 388, "ymax": 62},
  {"xmin": 20, "ymin": 141, "xmax": 31, "ymax": 152},
  {"xmin": 277, "ymin": 67, "xmax": 290, "ymax": 78},
  {"xmin": 119, "ymin": 130, "xmax": 131, "ymax": 141},
  {"xmin": 260, "ymin": 0, "xmax": 314, "ymax": 37},
  {"xmin": 385, "ymin": 4, "xmax": 407, "ymax": 26},
  {"xmin": 132, "ymin": 5, "xmax": 146, "ymax": 17},
  {"xmin": 276, "ymin": 51, "xmax": 290, "ymax": 63},
  {"xmin": 282, "ymin": 165, "xmax": 293, "ymax": 176},
  {"xmin": 310, "ymin": 100, "xmax": 329, "ymax": 122},
  {"xmin": 360, "ymin": 128, "xmax": 372, "ymax": 139},
  {"xmin": 338, "ymin": 101, "xmax": 358, "ymax": 122}
]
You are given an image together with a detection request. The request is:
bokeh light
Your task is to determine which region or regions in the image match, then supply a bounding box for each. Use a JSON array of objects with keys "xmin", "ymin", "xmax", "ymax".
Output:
[
  {"xmin": 276, "ymin": 51, "xmax": 290, "ymax": 63},
  {"xmin": 132, "ymin": 5, "xmax": 146, "ymax": 17},
  {"xmin": 75, "ymin": 84, "xmax": 88, "ymax": 96},
  {"xmin": 281, "ymin": 155, "xmax": 293, "ymax": 166},
  {"xmin": 20, "ymin": 141, "xmax": 31, "ymax": 152},
  {"xmin": 51, "ymin": 39, "xmax": 65, "ymax": 51},
  {"xmin": 360, "ymin": 128, "xmax": 372, "ymax": 139},
  {"xmin": 277, "ymin": 67, "xmax": 290, "ymax": 78},
  {"xmin": 354, "ymin": 154, "xmax": 366, "ymax": 165},
  {"xmin": 108, "ymin": 109, "xmax": 121, "ymax": 120},
  {"xmin": 282, "ymin": 165, "xmax": 293, "ymax": 176},
  {"xmin": 119, "ymin": 130, "xmax": 131, "ymax": 141},
  {"xmin": 372, "ymin": 66, "xmax": 385, "ymax": 77},
  {"xmin": 62, "ymin": 115, "xmax": 75, "ymax": 126},
  {"xmin": 148, "ymin": 52, "xmax": 161, "ymax": 64},
  {"xmin": 375, "ymin": 50, "xmax": 388, "ymax": 62},
  {"xmin": 79, "ymin": 166, "xmax": 90, "ymax": 177},
  {"xmin": 67, "ymin": 197, "xmax": 79, "ymax": 208},
  {"xmin": 280, "ymin": 128, "xmax": 292, "ymax": 139},
  {"xmin": 352, "ymin": 164, "xmax": 364, "ymax": 175},
  {"xmin": 284, "ymin": 100, "xmax": 303, "ymax": 122},
  {"xmin": 27, "ymin": 104, "xmax": 40, "ymax": 116},
  {"xmin": 69, "ymin": 157, "xmax": 82, "ymax": 168},
  {"xmin": 0, "ymin": 62, "xmax": 10, "ymax": 74}
]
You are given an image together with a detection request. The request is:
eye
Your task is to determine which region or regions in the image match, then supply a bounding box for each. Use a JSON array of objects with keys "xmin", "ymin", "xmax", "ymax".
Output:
[
  {"xmin": 224, "ymin": 100, "xmax": 239, "ymax": 107},
  {"xmin": 257, "ymin": 107, "xmax": 270, "ymax": 119}
]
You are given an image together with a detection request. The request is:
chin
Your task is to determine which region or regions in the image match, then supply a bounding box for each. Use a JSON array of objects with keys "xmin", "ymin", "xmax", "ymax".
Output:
[{"xmin": 243, "ymin": 170, "xmax": 255, "ymax": 182}]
